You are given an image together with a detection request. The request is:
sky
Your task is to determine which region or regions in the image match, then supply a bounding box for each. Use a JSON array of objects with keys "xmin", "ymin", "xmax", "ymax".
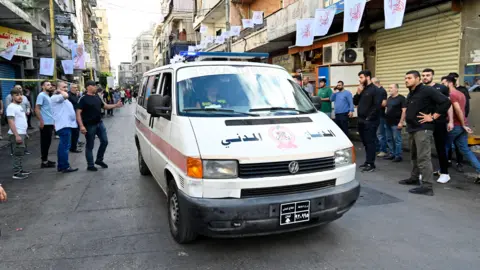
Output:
[{"xmin": 97, "ymin": 0, "xmax": 163, "ymax": 71}]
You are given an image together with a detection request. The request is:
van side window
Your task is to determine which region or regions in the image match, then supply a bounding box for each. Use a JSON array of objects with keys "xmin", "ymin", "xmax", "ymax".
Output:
[
  {"xmin": 143, "ymin": 76, "xmax": 156, "ymax": 109},
  {"xmin": 152, "ymin": 73, "xmax": 162, "ymax": 94},
  {"xmin": 160, "ymin": 72, "xmax": 172, "ymax": 97},
  {"xmin": 137, "ymin": 76, "xmax": 148, "ymax": 107}
]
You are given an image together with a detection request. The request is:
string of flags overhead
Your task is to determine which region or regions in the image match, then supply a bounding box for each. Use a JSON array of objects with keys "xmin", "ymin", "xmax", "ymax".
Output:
[{"xmin": 296, "ymin": 0, "xmax": 406, "ymax": 46}]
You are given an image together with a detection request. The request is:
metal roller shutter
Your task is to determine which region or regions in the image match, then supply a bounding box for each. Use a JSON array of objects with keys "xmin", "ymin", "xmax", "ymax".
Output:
[
  {"xmin": 375, "ymin": 11, "xmax": 461, "ymax": 95},
  {"xmin": 0, "ymin": 63, "xmax": 16, "ymax": 101}
]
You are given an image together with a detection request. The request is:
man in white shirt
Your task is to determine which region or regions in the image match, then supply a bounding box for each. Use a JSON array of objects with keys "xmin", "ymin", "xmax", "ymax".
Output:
[
  {"xmin": 51, "ymin": 81, "xmax": 79, "ymax": 173},
  {"xmin": 6, "ymin": 85, "xmax": 32, "ymax": 155},
  {"xmin": 7, "ymin": 88, "xmax": 31, "ymax": 180}
]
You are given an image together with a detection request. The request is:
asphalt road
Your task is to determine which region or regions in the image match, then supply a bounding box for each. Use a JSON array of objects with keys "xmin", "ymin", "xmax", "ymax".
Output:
[{"xmin": 1, "ymin": 104, "xmax": 480, "ymax": 270}]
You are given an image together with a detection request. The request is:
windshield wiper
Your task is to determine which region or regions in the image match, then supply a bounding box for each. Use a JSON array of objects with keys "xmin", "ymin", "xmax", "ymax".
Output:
[
  {"xmin": 183, "ymin": 108, "xmax": 259, "ymax": 116},
  {"xmin": 249, "ymin": 107, "xmax": 309, "ymax": 114}
]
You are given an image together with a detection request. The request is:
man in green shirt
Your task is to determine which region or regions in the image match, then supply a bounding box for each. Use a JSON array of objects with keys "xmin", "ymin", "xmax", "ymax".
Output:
[{"xmin": 317, "ymin": 78, "xmax": 333, "ymax": 116}]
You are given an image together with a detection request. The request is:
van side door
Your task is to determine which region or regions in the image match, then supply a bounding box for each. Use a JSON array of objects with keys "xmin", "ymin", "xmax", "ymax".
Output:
[
  {"xmin": 135, "ymin": 73, "xmax": 161, "ymax": 171},
  {"xmin": 149, "ymin": 70, "xmax": 174, "ymax": 191}
]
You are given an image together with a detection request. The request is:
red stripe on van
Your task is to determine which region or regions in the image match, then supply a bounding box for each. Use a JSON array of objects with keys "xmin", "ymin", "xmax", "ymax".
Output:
[{"xmin": 136, "ymin": 119, "xmax": 188, "ymax": 173}]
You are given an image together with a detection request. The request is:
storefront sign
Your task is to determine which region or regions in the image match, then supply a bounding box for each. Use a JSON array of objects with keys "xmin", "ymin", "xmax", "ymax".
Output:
[
  {"xmin": 267, "ymin": 0, "xmax": 321, "ymax": 41},
  {"xmin": 55, "ymin": 14, "xmax": 71, "ymax": 24},
  {"xmin": 272, "ymin": 54, "xmax": 295, "ymax": 72},
  {"xmin": 0, "ymin": 26, "xmax": 33, "ymax": 58},
  {"xmin": 324, "ymin": 0, "xmax": 344, "ymax": 14}
]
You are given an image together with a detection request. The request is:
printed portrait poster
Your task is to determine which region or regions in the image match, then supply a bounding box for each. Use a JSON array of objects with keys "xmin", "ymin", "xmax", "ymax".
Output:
[{"xmin": 71, "ymin": 43, "xmax": 86, "ymax": 69}]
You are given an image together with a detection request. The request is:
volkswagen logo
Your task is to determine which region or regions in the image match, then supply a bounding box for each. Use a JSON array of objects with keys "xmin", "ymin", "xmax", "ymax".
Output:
[{"xmin": 288, "ymin": 161, "xmax": 300, "ymax": 174}]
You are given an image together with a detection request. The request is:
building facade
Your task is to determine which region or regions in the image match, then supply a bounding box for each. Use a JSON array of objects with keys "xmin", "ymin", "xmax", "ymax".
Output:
[
  {"xmin": 93, "ymin": 8, "xmax": 111, "ymax": 73},
  {"xmin": 131, "ymin": 29, "xmax": 155, "ymax": 84},
  {"xmin": 118, "ymin": 62, "xmax": 134, "ymax": 88}
]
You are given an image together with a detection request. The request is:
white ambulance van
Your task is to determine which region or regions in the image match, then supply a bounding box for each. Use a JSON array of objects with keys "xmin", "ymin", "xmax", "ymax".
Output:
[{"xmin": 134, "ymin": 52, "xmax": 360, "ymax": 243}]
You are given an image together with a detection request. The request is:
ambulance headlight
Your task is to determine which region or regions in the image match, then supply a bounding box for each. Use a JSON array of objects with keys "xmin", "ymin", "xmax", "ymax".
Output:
[
  {"xmin": 203, "ymin": 160, "xmax": 238, "ymax": 179},
  {"xmin": 334, "ymin": 147, "xmax": 355, "ymax": 167}
]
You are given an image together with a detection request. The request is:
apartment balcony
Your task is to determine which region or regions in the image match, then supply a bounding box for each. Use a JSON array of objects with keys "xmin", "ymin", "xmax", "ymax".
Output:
[
  {"xmin": 193, "ymin": 0, "xmax": 225, "ymax": 30},
  {"xmin": 0, "ymin": 0, "xmax": 46, "ymax": 35},
  {"xmin": 34, "ymin": 37, "xmax": 71, "ymax": 60}
]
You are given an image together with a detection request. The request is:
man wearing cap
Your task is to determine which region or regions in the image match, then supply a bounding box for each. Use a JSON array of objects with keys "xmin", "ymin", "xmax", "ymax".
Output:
[{"xmin": 76, "ymin": 81, "xmax": 123, "ymax": 171}]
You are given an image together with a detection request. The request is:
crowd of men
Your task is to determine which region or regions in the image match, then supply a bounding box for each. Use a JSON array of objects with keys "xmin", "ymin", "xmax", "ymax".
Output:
[
  {"xmin": 0, "ymin": 80, "xmax": 123, "ymax": 202},
  {"xmin": 298, "ymin": 69, "xmax": 479, "ymax": 196}
]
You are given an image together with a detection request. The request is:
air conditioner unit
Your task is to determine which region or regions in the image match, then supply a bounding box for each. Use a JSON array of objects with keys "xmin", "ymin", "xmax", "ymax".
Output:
[
  {"xmin": 322, "ymin": 42, "xmax": 345, "ymax": 65},
  {"xmin": 24, "ymin": 59, "xmax": 35, "ymax": 70},
  {"xmin": 344, "ymin": 48, "xmax": 365, "ymax": 63}
]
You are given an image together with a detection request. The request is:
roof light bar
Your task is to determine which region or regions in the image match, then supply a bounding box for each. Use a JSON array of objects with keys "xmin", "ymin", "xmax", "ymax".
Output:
[{"xmin": 179, "ymin": 51, "xmax": 269, "ymax": 61}]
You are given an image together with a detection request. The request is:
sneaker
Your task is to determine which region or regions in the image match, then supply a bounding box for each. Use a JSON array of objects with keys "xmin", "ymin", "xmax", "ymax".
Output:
[
  {"xmin": 475, "ymin": 177, "xmax": 480, "ymax": 184},
  {"xmin": 12, "ymin": 172, "xmax": 29, "ymax": 180},
  {"xmin": 55, "ymin": 135, "xmax": 60, "ymax": 139},
  {"xmin": 361, "ymin": 164, "xmax": 376, "ymax": 172},
  {"xmin": 70, "ymin": 149, "xmax": 82, "ymax": 153},
  {"xmin": 392, "ymin": 157, "xmax": 403, "ymax": 162},
  {"xmin": 0, "ymin": 135, "xmax": 3, "ymax": 140},
  {"xmin": 20, "ymin": 170, "xmax": 32, "ymax": 175},
  {"xmin": 454, "ymin": 163, "xmax": 464, "ymax": 173},
  {"xmin": 437, "ymin": 174, "xmax": 451, "ymax": 184},
  {"xmin": 377, "ymin": 152, "xmax": 387, "ymax": 157},
  {"xmin": 399, "ymin": 178, "xmax": 420, "ymax": 185},
  {"xmin": 41, "ymin": 161, "xmax": 56, "ymax": 168},
  {"xmin": 383, "ymin": 154, "xmax": 395, "ymax": 160},
  {"xmin": 95, "ymin": 161, "xmax": 108, "ymax": 168},
  {"xmin": 61, "ymin": 167, "xmax": 79, "ymax": 173},
  {"xmin": 24, "ymin": 151, "xmax": 32, "ymax": 155},
  {"xmin": 409, "ymin": 186, "xmax": 434, "ymax": 196},
  {"xmin": 433, "ymin": 170, "xmax": 440, "ymax": 177},
  {"xmin": 78, "ymin": 142, "xmax": 85, "ymax": 146},
  {"xmin": 359, "ymin": 163, "xmax": 368, "ymax": 168},
  {"xmin": 419, "ymin": 174, "xmax": 422, "ymax": 181},
  {"xmin": 87, "ymin": 166, "xmax": 98, "ymax": 172}
]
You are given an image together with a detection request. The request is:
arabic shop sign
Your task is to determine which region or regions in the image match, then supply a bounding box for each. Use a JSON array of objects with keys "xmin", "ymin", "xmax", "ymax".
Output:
[
  {"xmin": 0, "ymin": 26, "xmax": 33, "ymax": 58},
  {"xmin": 55, "ymin": 13, "xmax": 72, "ymax": 35},
  {"xmin": 272, "ymin": 54, "xmax": 295, "ymax": 72}
]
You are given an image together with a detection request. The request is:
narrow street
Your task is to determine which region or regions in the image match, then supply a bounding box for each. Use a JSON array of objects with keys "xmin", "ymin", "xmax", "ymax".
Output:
[{"xmin": 1, "ymin": 104, "xmax": 480, "ymax": 270}]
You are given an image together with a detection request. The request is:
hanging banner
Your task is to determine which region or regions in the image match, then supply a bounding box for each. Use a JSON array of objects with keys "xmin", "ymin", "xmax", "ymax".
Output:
[
  {"xmin": 206, "ymin": 36, "xmax": 214, "ymax": 44},
  {"xmin": 230, "ymin": 26, "xmax": 241, "ymax": 37},
  {"xmin": 314, "ymin": 7, "xmax": 336, "ymax": 36},
  {"xmin": 0, "ymin": 26, "xmax": 33, "ymax": 58},
  {"xmin": 59, "ymin": 35, "xmax": 69, "ymax": 45},
  {"xmin": 0, "ymin": 44, "xmax": 19, "ymax": 61},
  {"xmin": 252, "ymin": 11, "xmax": 264, "ymax": 25},
  {"xmin": 71, "ymin": 43, "xmax": 86, "ymax": 69},
  {"xmin": 40, "ymin": 58, "xmax": 55, "ymax": 76},
  {"xmin": 188, "ymin": 46, "xmax": 195, "ymax": 52},
  {"xmin": 295, "ymin": 18, "xmax": 315, "ymax": 47},
  {"xmin": 343, "ymin": 0, "xmax": 366, "ymax": 33},
  {"xmin": 242, "ymin": 19, "xmax": 254, "ymax": 29},
  {"xmin": 200, "ymin": 24, "xmax": 208, "ymax": 34},
  {"xmin": 61, "ymin": 60, "xmax": 74, "ymax": 74},
  {"xmin": 85, "ymin": 52, "xmax": 91, "ymax": 63},
  {"xmin": 215, "ymin": 35, "xmax": 225, "ymax": 44},
  {"xmin": 384, "ymin": 0, "xmax": 406, "ymax": 29},
  {"xmin": 221, "ymin": 31, "xmax": 230, "ymax": 39}
]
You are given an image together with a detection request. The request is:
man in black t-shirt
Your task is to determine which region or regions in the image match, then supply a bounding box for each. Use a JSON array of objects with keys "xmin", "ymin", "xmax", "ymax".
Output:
[
  {"xmin": 384, "ymin": 84, "xmax": 406, "ymax": 162},
  {"xmin": 422, "ymin": 68, "xmax": 451, "ymax": 183},
  {"xmin": 372, "ymin": 77, "xmax": 388, "ymax": 157},
  {"xmin": 68, "ymin": 83, "xmax": 82, "ymax": 153},
  {"xmin": 76, "ymin": 81, "xmax": 122, "ymax": 171}
]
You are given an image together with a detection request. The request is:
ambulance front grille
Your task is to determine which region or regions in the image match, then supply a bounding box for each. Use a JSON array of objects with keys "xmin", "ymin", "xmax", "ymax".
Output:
[{"xmin": 238, "ymin": 157, "xmax": 335, "ymax": 178}]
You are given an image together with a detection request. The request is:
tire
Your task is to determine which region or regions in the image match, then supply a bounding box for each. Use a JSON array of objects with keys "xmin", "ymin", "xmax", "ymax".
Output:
[
  {"xmin": 168, "ymin": 181, "xmax": 197, "ymax": 244},
  {"xmin": 138, "ymin": 148, "xmax": 151, "ymax": 175}
]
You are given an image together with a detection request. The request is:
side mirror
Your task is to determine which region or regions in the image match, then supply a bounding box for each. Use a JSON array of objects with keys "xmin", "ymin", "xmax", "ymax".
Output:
[
  {"xmin": 310, "ymin": 96, "xmax": 322, "ymax": 110},
  {"xmin": 147, "ymin": 94, "xmax": 171, "ymax": 118}
]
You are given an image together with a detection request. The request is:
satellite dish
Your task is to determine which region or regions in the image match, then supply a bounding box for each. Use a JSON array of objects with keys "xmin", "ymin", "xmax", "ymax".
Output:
[{"xmin": 344, "ymin": 48, "xmax": 357, "ymax": 63}]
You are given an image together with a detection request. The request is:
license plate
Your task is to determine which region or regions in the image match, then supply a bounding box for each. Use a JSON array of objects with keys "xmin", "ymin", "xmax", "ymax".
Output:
[{"xmin": 280, "ymin": 200, "xmax": 310, "ymax": 225}]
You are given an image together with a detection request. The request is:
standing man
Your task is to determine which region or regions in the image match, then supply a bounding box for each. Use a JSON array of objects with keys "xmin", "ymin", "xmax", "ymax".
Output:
[
  {"xmin": 302, "ymin": 76, "xmax": 314, "ymax": 96},
  {"xmin": 24, "ymin": 87, "xmax": 34, "ymax": 129},
  {"xmin": 317, "ymin": 78, "xmax": 333, "ymax": 117},
  {"xmin": 76, "ymin": 81, "xmax": 123, "ymax": 171},
  {"xmin": 384, "ymin": 84, "xmax": 406, "ymax": 162},
  {"xmin": 399, "ymin": 71, "xmax": 450, "ymax": 196},
  {"xmin": 0, "ymin": 84, "xmax": 3, "ymax": 140},
  {"xmin": 120, "ymin": 88, "xmax": 126, "ymax": 104},
  {"xmin": 353, "ymin": 70, "xmax": 382, "ymax": 172},
  {"xmin": 7, "ymin": 88, "xmax": 31, "ymax": 179},
  {"xmin": 442, "ymin": 76, "xmax": 480, "ymax": 184},
  {"xmin": 330, "ymin": 81, "xmax": 354, "ymax": 136},
  {"xmin": 422, "ymin": 68, "xmax": 452, "ymax": 183},
  {"xmin": 68, "ymin": 84, "xmax": 82, "ymax": 153},
  {"xmin": 35, "ymin": 80, "xmax": 56, "ymax": 168},
  {"xmin": 372, "ymin": 77, "xmax": 388, "ymax": 157},
  {"xmin": 51, "ymin": 81, "xmax": 79, "ymax": 173}
]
